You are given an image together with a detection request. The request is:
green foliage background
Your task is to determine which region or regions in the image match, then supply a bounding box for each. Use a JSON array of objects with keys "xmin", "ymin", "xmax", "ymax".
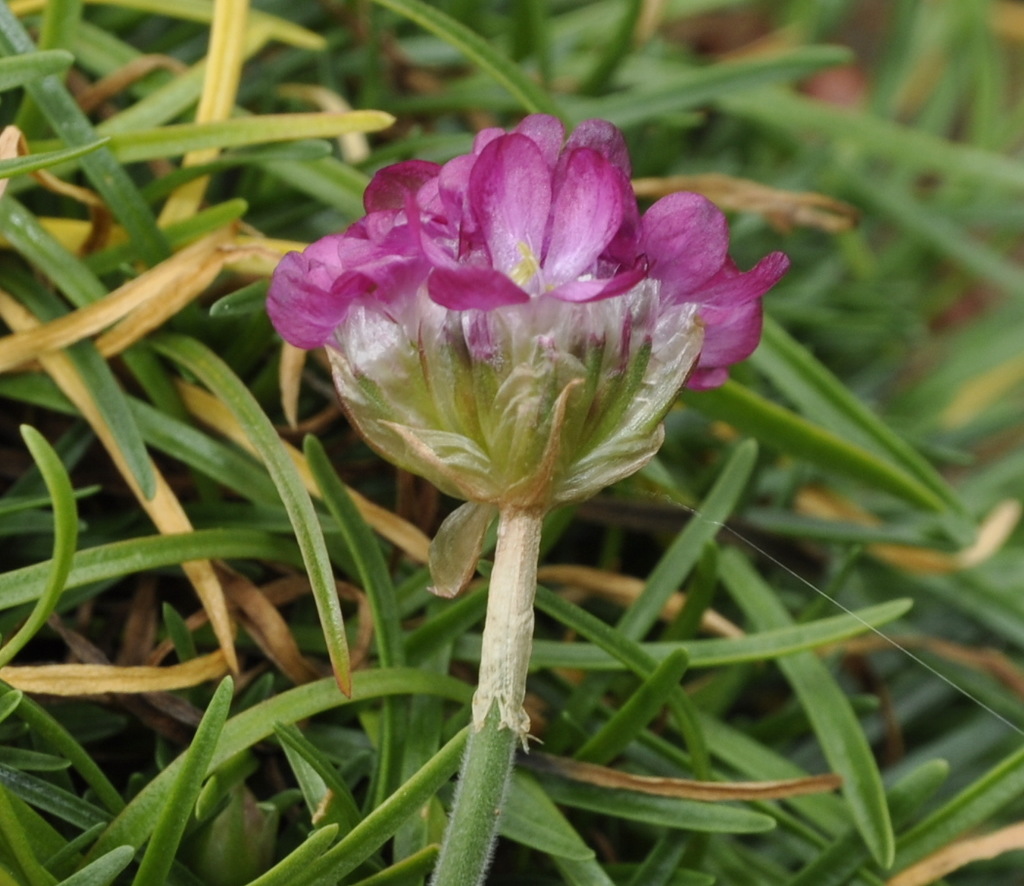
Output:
[{"xmin": 0, "ymin": 0, "xmax": 1023, "ymax": 884}]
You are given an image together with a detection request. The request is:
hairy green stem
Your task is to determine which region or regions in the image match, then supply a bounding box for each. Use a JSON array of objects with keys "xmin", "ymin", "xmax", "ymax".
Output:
[{"xmin": 431, "ymin": 508, "xmax": 543, "ymax": 886}]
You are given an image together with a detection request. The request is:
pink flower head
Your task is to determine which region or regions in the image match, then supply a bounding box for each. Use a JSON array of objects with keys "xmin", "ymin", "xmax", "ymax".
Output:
[{"xmin": 268, "ymin": 115, "xmax": 787, "ymax": 518}]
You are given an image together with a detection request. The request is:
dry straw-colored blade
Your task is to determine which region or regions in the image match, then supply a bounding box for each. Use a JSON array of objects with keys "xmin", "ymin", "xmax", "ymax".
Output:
[
  {"xmin": 888, "ymin": 820, "xmax": 1024, "ymax": 886},
  {"xmin": 796, "ymin": 487, "xmax": 1021, "ymax": 573},
  {"xmin": 536, "ymin": 563, "xmax": 744, "ymax": 638},
  {"xmin": 158, "ymin": 0, "xmax": 248, "ymax": 226},
  {"xmin": 0, "ymin": 227, "xmax": 237, "ymax": 372},
  {"xmin": 524, "ymin": 752, "xmax": 842, "ymax": 801},
  {"xmin": 0, "ymin": 291, "xmax": 239, "ymax": 674},
  {"xmin": 0, "ymin": 651, "xmax": 230, "ymax": 695},
  {"xmin": 632, "ymin": 173, "xmax": 860, "ymax": 233}
]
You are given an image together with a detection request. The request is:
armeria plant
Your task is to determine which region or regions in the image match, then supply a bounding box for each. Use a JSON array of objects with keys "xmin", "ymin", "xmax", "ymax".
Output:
[{"xmin": 268, "ymin": 114, "xmax": 788, "ymax": 885}]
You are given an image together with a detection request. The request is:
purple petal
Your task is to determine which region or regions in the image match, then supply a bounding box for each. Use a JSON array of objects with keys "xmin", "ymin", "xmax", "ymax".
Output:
[
  {"xmin": 689, "ymin": 299, "xmax": 764, "ymax": 388},
  {"xmin": 514, "ymin": 114, "xmax": 566, "ymax": 168},
  {"xmin": 686, "ymin": 366, "xmax": 730, "ymax": 390},
  {"xmin": 363, "ymin": 160, "xmax": 441, "ymax": 212},
  {"xmin": 547, "ymin": 265, "xmax": 645, "ymax": 303},
  {"xmin": 267, "ymin": 248, "xmax": 350, "ymax": 349},
  {"xmin": 472, "ymin": 127, "xmax": 504, "ymax": 154},
  {"xmin": 543, "ymin": 148, "xmax": 626, "ymax": 284},
  {"xmin": 427, "ymin": 265, "xmax": 530, "ymax": 310},
  {"xmin": 694, "ymin": 251, "xmax": 790, "ymax": 307},
  {"xmin": 469, "ymin": 134, "xmax": 552, "ymax": 275},
  {"xmin": 565, "ymin": 118, "xmax": 632, "ymax": 178},
  {"xmin": 641, "ymin": 193, "xmax": 730, "ymax": 300}
]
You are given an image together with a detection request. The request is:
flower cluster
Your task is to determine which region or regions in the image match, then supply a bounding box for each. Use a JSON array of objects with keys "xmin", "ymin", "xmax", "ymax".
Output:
[{"xmin": 269, "ymin": 113, "xmax": 787, "ymax": 531}]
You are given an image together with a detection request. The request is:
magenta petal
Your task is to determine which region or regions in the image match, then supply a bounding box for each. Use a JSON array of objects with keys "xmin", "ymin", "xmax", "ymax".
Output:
[
  {"xmin": 686, "ymin": 366, "xmax": 730, "ymax": 390},
  {"xmin": 427, "ymin": 265, "xmax": 530, "ymax": 310},
  {"xmin": 543, "ymin": 148, "xmax": 625, "ymax": 284},
  {"xmin": 469, "ymin": 134, "xmax": 552, "ymax": 275},
  {"xmin": 363, "ymin": 160, "xmax": 441, "ymax": 212},
  {"xmin": 547, "ymin": 265, "xmax": 645, "ymax": 303},
  {"xmin": 642, "ymin": 193, "xmax": 730, "ymax": 299},
  {"xmin": 268, "ymin": 250, "xmax": 349, "ymax": 349},
  {"xmin": 694, "ymin": 300, "xmax": 764, "ymax": 379},
  {"xmin": 564, "ymin": 118, "xmax": 631, "ymax": 178},
  {"xmin": 514, "ymin": 114, "xmax": 566, "ymax": 168},
  {"xmin": 696, "ymin": 251, "xmax": 790, "ymax": 306}
]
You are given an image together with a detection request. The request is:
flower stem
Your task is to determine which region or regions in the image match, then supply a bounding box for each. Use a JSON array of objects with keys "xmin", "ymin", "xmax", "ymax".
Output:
[{"xmin": 430, "ymin": 508, "xmax": 543, "ymax": 886}]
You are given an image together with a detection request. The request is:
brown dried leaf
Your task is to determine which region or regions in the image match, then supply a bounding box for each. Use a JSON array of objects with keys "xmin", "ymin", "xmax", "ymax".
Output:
[
  {"xmin": 0, "ymin": 228, "xmax": 237, "ymax": 372},
  {"xmin": 888, "ymin": 821, "xmax": 1024, "ymax": 886},
  {"xmin": 0, "ymin": 652, "xmax": 230, "ymax": 695},
  {"xmin": 219, "ymin": 565, "xmax": 322, "ymax": 685},
  {"xmin": 536, "ymin": 563, "xmax": 743, "ymax": 638},
  {"xmin": 796, "ymin": 487, "xmax": 1021, "ymax": 574},
  {"xmin": 632, "ymin": 172, "xmax": 860, "ymax": 233},
  {"xmin": 522, "ymin": 752, "xmax": 842, "ymax": 801},
  {"xmin": 77, "ymin": 55, "xmax": 188, "ymax": 113}
]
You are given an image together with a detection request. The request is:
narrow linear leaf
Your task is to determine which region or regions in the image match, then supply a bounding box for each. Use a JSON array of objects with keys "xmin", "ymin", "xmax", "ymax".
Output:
[
  {"xmin": 0, "ymin": 688, "xmax": 122, "ymax": 815},
  {"xmin": 0, "ymin": 48, "xmax": 73, "ymax": 90},
  {"xmin": 0, "ymin": 4, "xmax": 167, "ymax": 264},
  {"xmin": 149, "ymin": 333, "xmax": 351, "ymax": 694},
  {"xmin": 569, "ymin": 46, "xmax": 853, "ymax": 128},
  {"xmin": 370, "ymin": 0, "xmax": 561, "ymax": 116},
  {"xmin": 500, "ymin": 771, "xmax": 595, "ymax": 862},
  {"xmin": 720, "ymin": 86, "xmax": 1024, "ymax": 193},
  {"xmin": 0, "ymin": 782, "xmax": 55, "ymax": 886},
  {"xmin": 539, "ymin": 777, "xmax": 775, "ymax": 834},
  {"xmin": 0, "ymin": 138, "xmax": 109, "ymax": 180},
  {"xmin": 719, "ymin": 548, "xmax": 895, "ymax": 868},
  {"xmin": 242, "ymin": 825, "xmax": 339, "ymax": 886},
  {"xmin": 752, "ymin": 318, "xmax": 959, "ymax": 512},
  {"xmin": 894, "ymin": 742, "xmax": 1024, "ymax": 871},
  {"xmin": 56, "ymin": 846, "xmax": 134, "ymax": 886},
  {"xmin": 0, "ymin": 764, "xmax": 108, "ymax": 829},
  {"xmin": 264, "ymin": 727, "xmax": 469, "ymax": 886},
  {"xmin": 575, "ymin": 649, "xmax": 690, "ymax": 764},
  {"xmin": 131, "ymin": 678, "xmax": 234, "ymax": 886},
  {"xmin": 89, "ymin": 670, "xmax": 470, "ymax": 861},
  {"xmin": 101, "ymin": 111, "xmax": 395, "ymax": 162},
  {"xmin": 684, "ymin": 379, "xmax": 946, "ymax": 510},
  {"xmin": 0, "ymin": 529, "xmax": 301, "ymax": 609},
  {"xmin": 274, "ymin": 723, "xmax": 362, "ymax": 832},
  {"xmin": 305, "ymin": 435, "xmax": 404, "ymax": 804},
  {"xmin": 0, "ymin": 427, "xmax": 78, "ymax": 668}
]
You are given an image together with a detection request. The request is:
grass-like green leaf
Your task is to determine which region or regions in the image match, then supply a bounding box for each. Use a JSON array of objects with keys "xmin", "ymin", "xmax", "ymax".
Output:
[
  {"xmin": 55, "ymin": 846, "xmax": 134, "ymax": 886},
  {"xmin": 0, "ymin": 48, "xmax": 73, "ymax": 91},
  {"xmin": 150, "ymin": 333, "xmax": 351, "ymax": 694},
  {"xmin": 96, "ymin": 112, "xmax": 394, "ymax": 163},
  {"xmin": 131, "ymin": 677, "xmax": 233, "ymax": 886},
  {"xmin": 685, "ymin": 380, "xmax": 947, "ymax": 510},
  {"xmin": 539, "ymin": 777, "xmax": 775, "ymax": 834},
  {"xmin": 370, "ymin": 0, "xmax": 561, "ymax": 116},
  {"xmin": 752, "ymin": 318, "xmax": 960, "ymax": 512},
  {"xmin": 0, "ymin": 4, "xmax": 167, "ymax": 265},
  {"xmin": 305, "ymin": 435, "xmax": 405, "ymax": 803},
  {"xmin": 500, "ymin": 771, "xmax": 596, "ymax": 861},
  {"xmin": 0, "ymin": 529, "xmax": 301, "ymax": 609},
  {"xmin": 893, "ymin": 741, "xmax": 1024, "ymax": 872},
  {"xmin": 720, "ymin": 86, "xmax": 1024, "ymax": 193},
  {"xmin": 0, "ymin": 427, "xmax": 77, "ymax": 668},
  {"xmin": 719, "ymin": 548, "xmax": 895, "ymax": 868},
  {"xmin": 568, "ymin": 46, "xmax": 853, "ymax": 127},
  {"xmin": 0, "ymin": 139, "xmax": 109, "ymax": 180},
  {"xmin": 574, "ymin": 649, "xmax": 689, "ymax": 764}
]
